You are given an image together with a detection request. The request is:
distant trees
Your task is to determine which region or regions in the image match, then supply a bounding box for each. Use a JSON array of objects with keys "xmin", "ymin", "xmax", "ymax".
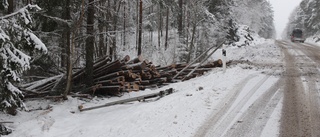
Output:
[
  {"xmin": 231, "ymin": 0, "xmax": 275, "ymax": 39},
  {"xmin": 284, "ymin": 0, "xmax": 320, "ymax": 38},
  {"xmin": 30, "ymin": 0, "xmax": 274, "ymax": 68}
]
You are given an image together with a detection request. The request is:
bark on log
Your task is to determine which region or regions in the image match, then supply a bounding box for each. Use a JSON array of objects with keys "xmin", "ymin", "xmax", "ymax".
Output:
[
  {"xmin": 72, "ymin": 57, "xmax": 111, "ymax": 80},
  {"xmin": 94, "ymin": 60, "xmax": 121, "ymax": 74},
  {"xmin": 79, "ymin": 88, "xmax": 173, "ymax": 112},
  {"xmin": 127, "ymin": 56, "xmax": 143, "ymax": 64},
  {"xmin": 201, "ymin": 59, "xmax": 223, "ymax": 68},
  {"xmin": 95, "ymin": 76, "xmax": 125, "ymax": 85},
  {"xmin": 79, "ymin": 84, "xmax": 102, "ymax": 94},
  {"xmin": 121, "ymin": 61, "xmax": 147, "ymax": 70},
  {"xmin": 34, "ymin": 80, "xmax": 56, "ymax": 91},
  {"xmin": 121, "ymin": 55, "xmax": 131, "ymax": 63},
  {"xmin": 94, "ymin": 71, "xmax": 122, "ymax": 82}
]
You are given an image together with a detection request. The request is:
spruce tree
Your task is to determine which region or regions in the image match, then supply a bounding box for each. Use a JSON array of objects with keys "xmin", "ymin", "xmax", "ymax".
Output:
[{"xmin": 0, "ymin": 4, "xmax": 47, "ymax": 113}]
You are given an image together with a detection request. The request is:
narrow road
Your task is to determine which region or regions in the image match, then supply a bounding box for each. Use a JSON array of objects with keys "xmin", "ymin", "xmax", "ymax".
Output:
[
  {"xmin": 278, "ymin": 41, "xmax": 320, "ymax": 137},
  {"xmin": 194, "ymin": 41, "xmax": 320, "ymax": 137}
]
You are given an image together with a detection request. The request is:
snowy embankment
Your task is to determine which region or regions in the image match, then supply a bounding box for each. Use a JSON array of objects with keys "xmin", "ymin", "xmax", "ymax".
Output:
[
  {"xmin": 1, "ymin": 38, "xmax": 283, "ymax": 137},
  {"xmin": 306, "ymin": 35, "xmax": 320, "ymax": 45}
]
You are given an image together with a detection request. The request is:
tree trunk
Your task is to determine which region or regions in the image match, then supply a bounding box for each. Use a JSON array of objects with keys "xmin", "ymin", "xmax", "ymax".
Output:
[
  {"xmin": 158, "ymin": 4, "xmax": 161, "ymax": 48},
  {"xmin": 150, "ymin": 5, "xmax": 153, "ymax": 47},
  {"xmin": 63, "ymin": 0, "xmax": 72, "ymax": 99},
  {"xmin": 26, "ymin": 0, "xmax": 32, "ymax": 4},
  {"xmin": 188, "ymin": 23, "xmax": 197, "ymax": 63},
  {"xmin": 136, "ymin": 0, "xmax": 139, "ymax": 50},
  {"xmin": 164, "ymin": 7, "xmax": 169, "ymax": 50},
  {"xmin": 8, "ymin": 0, "xmax": 13, "ymax": 14},
  {"xmin": 123, "ymin": 2, "xmax": 126, "ymax": 51},
  {"xmin": 178, "ymin": 0, "xmax": 183, "ymax": 37},
  {"xmin": 106, "ymin": 0, "xmax": 111, "ymax": 59},
  {"xmin": 111, "ymin": 0, "xmax": 122, "ymax": 60},
  {"xmin": 86, "ymin": 0, "xmax": 95, "ymax": 87},
  {"xmin": 137, "ymin": 0, "xmax": 142, "ymax": 56},
  {"xmin": 98, "ymin": 22, "xmax": 104, "ymax": 57},
  {"xmin": 186, "ymin": 7, "xmax": 190, "ymax": 62},
  {"xmin": 98, "ymin": 0, "xmax": 105, "ymax": 58}
]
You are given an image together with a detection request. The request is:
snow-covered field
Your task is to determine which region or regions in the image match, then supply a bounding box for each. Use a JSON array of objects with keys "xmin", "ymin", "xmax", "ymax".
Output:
[{"xmin": 1, "ymin": 39, "xmax": 285, "ymax": 137}]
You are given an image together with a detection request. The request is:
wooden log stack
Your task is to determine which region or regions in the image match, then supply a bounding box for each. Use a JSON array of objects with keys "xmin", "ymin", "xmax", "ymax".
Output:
[{"xmin": 20, "ymin": 55, "xmax": 223, "ymax": 97}]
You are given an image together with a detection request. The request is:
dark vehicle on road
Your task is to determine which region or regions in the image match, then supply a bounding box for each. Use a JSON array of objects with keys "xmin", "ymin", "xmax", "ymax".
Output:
[{"xmin": 290, "ymin": 29, "xmax": 305, "ymax": 43}]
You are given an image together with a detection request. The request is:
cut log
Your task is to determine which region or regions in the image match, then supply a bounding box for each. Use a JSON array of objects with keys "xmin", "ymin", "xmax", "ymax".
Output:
[
  {"xmin": 94, "ymin": 71, "xmax": 122, "ymax": 82},
  {"xmin": 156, "ymin": 65, "xmax": 174, "ymax": 71},
  {"xmin": 140, "ymin": 71, "xmax": 152, "ymax": 80},
  {"xmin": 21, "ymin": 89, "xmax": 50, "ymax": 96},
  {"xmin": 143, "ymin": 84, "xmax": 159, "ymax": 89},
  {"xmin": 99, "ymin": 86, "xmax": 124, "ymax": 91},
  {"xmin": 35, "ymin": 81, "xmax": 56, "ymax": 92},
  {"xmin": 139, "ymin": 85, "xmax": 146, "ymax": 90},
  {"xmin": 131, "ymin": 83, "xmax": 140, "ymax": 91},
  {"xmin": 140, "ymin": 80, "xmax": 150, "ymax": 85},
  {"xmin": 121, "ymin": 55, "xmax": 131, "ymax": 63},
  {"xmin": 0, "ymin": 122, "xmax": 13, "ymax": 124},
  {"xmin": 146, "ymin": 77, "xmax": 167, "ymax": 84},
  {"xmin": 95, "ymin": 80, "xmax": 125, "ymax": 86},
  {"xmin": 127, "ymin": 55, "xmax": 143, "ymax": 64},
  {"xmin": 95, "ymin": 55, "xmax": 112, "ymax": 64},
  {"xmin": 95, "ymin": 76, "xmax": 125, "ymax": 85},
  {"xmin": 121, "ymin": 61, "xmax": 147, "ymax": 70},
  {"xmin": 72, "ymin": 57, "xmax": 111, "ymax": 80},
  {"xmin": 201, "ymin": 59, "xmax": 223, "ymax": 68},
  {"xmin": 79, "ymin": 84, "xmax": 102, "ymax": 94},
  {"xmin": 93, "ymin": 60, "xmax": 123, "ymax": 76},
  {"xmin": 79, "ymin": 88, "xmax": 173, "ymax": 112}
]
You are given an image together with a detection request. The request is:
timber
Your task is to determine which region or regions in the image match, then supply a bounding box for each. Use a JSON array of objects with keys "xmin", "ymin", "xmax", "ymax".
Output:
[
  {"xmin": 0, "ymin": 122, "xmax": 13, "ymax": 124},
  {"xmin": 21, "ymin": 52, "xmax": 226, "ymax": 98},
  {"xmin": 79, "ymin": 88, "xmax": 174, "ymax": 112}
]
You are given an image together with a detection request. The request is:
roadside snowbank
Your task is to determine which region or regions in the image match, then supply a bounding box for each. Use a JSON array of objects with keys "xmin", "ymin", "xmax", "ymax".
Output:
[{"xmin": 306, "ymin": 35, "xmax": 320, "ymax": 46}]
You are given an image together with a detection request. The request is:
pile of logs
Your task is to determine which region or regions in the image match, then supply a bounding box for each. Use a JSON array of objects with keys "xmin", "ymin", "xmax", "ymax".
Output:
[{"xmin": 20, "ymin": 55, "xmax": 223, "ymax": 97}]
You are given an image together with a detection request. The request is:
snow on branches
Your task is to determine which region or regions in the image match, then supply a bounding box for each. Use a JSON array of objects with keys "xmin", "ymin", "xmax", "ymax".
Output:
[{"xmin": 0, "ymin": 4, "xmax": 47, "ymax": 112}]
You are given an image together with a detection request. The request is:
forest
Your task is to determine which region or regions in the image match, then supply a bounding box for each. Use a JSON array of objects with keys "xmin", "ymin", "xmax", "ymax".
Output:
[
  {"xmin": 284, "ymin": 0, "xmax": 320, "ymax": 40},
  {"xmin": 0, "ymin": 0, "xmax": 275, "ymax": 113}
]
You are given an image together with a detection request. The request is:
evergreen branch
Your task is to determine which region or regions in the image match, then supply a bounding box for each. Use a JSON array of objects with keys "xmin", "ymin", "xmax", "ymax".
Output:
[
  {"xmin": 0, "ymin": 4, "xmax": 40, "ymax": 20},
  {"xmin": 39, "ymin": 14, "xmax": 72, "ymax": 27}
]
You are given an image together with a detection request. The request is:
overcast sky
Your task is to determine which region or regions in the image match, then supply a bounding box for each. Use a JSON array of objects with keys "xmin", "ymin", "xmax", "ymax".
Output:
[{"xmin": 269, "ymin": 0, "xmax": 303, "ymax": 39}]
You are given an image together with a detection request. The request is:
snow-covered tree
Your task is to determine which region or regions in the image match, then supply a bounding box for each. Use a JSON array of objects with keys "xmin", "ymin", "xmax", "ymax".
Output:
[
  {"xmin": 0, "ymin": 4, "xmax": 47, "ymax": 113},
  {"xmin": 284, "ymin": 0, "xmax": 320, "ymax": 39},
  {"xmin": 283, "ymin": 7, "xmax": 303, "ymax": 39},
  {"xmin": 230, "ymin": 0, "xmax": 275, "ymax": 39}
]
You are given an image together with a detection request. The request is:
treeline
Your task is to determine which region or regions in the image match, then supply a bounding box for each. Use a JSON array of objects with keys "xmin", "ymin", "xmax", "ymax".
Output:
[{"xmin": 284, "ymin": 0, "xmax": 320, "ymax": 39}]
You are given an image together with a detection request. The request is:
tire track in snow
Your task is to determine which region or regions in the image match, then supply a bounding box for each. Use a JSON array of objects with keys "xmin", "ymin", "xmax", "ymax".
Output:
[
  {"xmin": 196, "ymin": 73, "xmax": 272, "ymax": 137},
  {"xmin": 193, "ymin": 74, "xmax": 257, "ymax": 137},
  {"xmin": 223, "ymin": 78, "xmax": 284, "ymax": 137},
  {"xmin": 291, "ymin": 43, "xmax": 320, "ymax": 136}
]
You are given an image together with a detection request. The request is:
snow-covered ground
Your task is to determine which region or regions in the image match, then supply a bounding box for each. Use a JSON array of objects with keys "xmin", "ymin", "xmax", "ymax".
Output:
[
  {"xmin": 1, "ymin": 39, "xmax": 286, "ymax": 137},
  {"xmin": 306, "ymin": 35, "xmax": 320, "ymax": 45}
]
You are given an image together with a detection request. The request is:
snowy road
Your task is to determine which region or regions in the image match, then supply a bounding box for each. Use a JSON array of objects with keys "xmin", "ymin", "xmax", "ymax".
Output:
[
  {"xmin": 278, "ymin": 41, "xmax": 320, "ymax": 137},
  {"xmin": 196, "ymin": 41, "xmax": 320, "ymax": 137}
]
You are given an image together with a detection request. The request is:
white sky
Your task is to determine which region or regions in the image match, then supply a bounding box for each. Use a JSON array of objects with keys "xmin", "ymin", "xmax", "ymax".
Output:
[{"xmin": 269, "ymin": 0, "xmax": 303, "ymax": 39}]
